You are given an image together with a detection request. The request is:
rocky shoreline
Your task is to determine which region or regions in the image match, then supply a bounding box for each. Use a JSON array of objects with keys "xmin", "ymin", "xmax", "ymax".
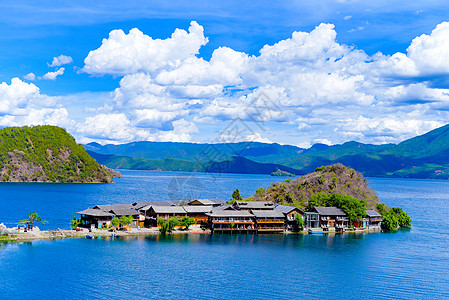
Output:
[{"xmin": 0, "ymin": 225, "xmax": 383, "ymax": 243}]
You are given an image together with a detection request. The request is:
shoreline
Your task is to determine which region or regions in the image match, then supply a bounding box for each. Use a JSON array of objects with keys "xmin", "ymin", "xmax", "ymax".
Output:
[{"xmin": 1, "ymin": 226, "xmax": 383, "ymax": 243}]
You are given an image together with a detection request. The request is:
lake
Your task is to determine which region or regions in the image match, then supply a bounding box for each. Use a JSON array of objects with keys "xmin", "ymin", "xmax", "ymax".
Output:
[{"xmin": 1, "ymin": 171, "xmax": 449, "ymax": 299}]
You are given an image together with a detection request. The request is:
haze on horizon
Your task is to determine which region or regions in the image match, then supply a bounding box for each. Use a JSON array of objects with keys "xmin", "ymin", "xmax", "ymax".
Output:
[{"xmin": 1, "ymin": 1, "xmax": 449, "ymax": 148}]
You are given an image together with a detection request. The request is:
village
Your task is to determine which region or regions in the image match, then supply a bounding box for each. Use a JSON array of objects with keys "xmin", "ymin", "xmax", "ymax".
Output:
[{"xmin": 76, "ymin": 199, "xmax": 383, "ymax": 234}]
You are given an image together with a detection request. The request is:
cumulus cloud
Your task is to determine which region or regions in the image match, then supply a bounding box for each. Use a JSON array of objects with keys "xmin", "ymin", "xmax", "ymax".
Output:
[
  {"xmin": 0, "ymin": 78, "xmax": 72, "ymax": 128},
  {"xmin": 70, "ymin": 21, "xmax": 449, "ymax": 145},
  {"xmin": 42, "ymin": 67, "xmax": 65, "ymax": 80},
  {"xmin": 48, "ymin": 55, "xmax": 73, "ymax": 67},
  {"xmin": 82, "ymin": 21, "xmax": 208, "ymax": 76},
  {"xmin": 24, "ymin": 73, "xmax": 36, "ymax": 81}
]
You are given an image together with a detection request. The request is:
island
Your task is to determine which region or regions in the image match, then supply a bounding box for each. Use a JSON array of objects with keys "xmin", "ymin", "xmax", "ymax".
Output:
[
  {"xmin": 0, "ymin": 125, "xmax": 121, "ymax": 183},
  {"xmin": 271, "ymin": 168, "xmax": 295, "ymax": 177}
]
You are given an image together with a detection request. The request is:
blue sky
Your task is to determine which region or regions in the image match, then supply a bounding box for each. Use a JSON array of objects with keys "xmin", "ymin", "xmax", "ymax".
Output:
[{"xmin": 1, "ymin": 1, "xmax": 449, "ymax": 147}]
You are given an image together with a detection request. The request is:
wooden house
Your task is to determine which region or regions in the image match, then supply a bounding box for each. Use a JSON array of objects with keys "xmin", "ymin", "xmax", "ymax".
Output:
[
  {"xmin": 304, "ymin": 212, "xmax": 320, "ymax": 230},
  {"xmin": 94, "ymin": 204, "xmax": 144, "ymax": 227},
  {"xmin": 77, "ymin": 208, "xmax": 114, "ymax": 229},
  {"xmin": 366, "ymin": 210, "xmax": 383, "ymax": 229},
  {"xmin": 205, "ymin": 210, "xmax": 256, "ymax": 233},
  {"xmin": 252, "ymin": 210, "xmax": 286, "ymax": 233},
  {"xmin": 140, "ymin": 205, "xmax": 187, "ymax": 227},
  {"xmin": 314, "ymin": 207, "xmax": 349, "ymax": 232},
  {"xmin": 275, "ymin": 205, "xmax": 304, "ymax": 231},
  {"xmin": 183, "ymin": 206, "xmax": 213, "ymax": 225}
]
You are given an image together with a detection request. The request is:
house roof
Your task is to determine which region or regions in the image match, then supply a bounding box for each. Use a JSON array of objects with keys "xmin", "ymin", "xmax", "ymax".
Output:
[
  {"xmin": 314, "ymin": 207, "xmax": 346, "ymax": 216},
  {"xmin": 366, "ymin": 210, "xmax": 382, "ymax": 217},
  {"xmin": 77, "ymin": 208, "xmax": 114, "ymax": 217},
  {"xmin": 94, "ymin": 204, "xmax": 132, "ymax": 211},
  {"xmin": 135, "ymin": 200, "xmax": 185, "ymax": 210},
  {"xmin": 183, "ymin": 206, "xmax": 213, "ymax": 213},
  {"xmin": 148, "ymin": 206, "xmax": 186, "ymax": 214},
  {"xmin": 275, "ymin": 204, "xmax": 304, "ymax": 214},
  {"xmin": 214, "ymin": 204, "xmax": 235, "ymax": 211},
  {"xmin": 206, "ymin": 210, "xmax": 254, "ymax": 218},
  {"xmin": 252, "ymin": 210, "xmax": 285, "ymax": 218},
  {"xmin": 235, "ymin": 201, "xmax": 275, "ymax": 209},
  {"xmin": 188, "ymin": 199, "xmax": 225, "ymax": 206},
  {"xmin": 110, "ymin": 208, "xmax": 140, "ymax": 216}
]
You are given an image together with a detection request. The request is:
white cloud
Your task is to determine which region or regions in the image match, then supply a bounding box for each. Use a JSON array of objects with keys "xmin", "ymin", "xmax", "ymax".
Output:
[
  {"xmin": 42, "ymin": 67, "xmax": 65, "ymax": 80},
  {"xmin": 344, "ymin": 15, "xmax": 352, "ymax": 21},
  {"xmin": 68, "ymin": 21, "xmax": 449, "ymax": 145},
  {"xmin": 0, "ymin": 78, "xmax": 72, "ymax": 128},
  {"xmin": 406, "ymin": 22, "xmax": 449, "ymax": 75},
  {"xmin": 48, "ymin": 55, "xmax": 73, "ymax": 67},
  {"xmin": 82, "ymin": 21, "xmax": 208, "ymax": 76},
  {"xmin": 245, "ymin": 133, "xmax": 273, "ymax": 143},
  {"xmin": 24, "ymin": 73, "xmax": 36, "ymax": 81}
]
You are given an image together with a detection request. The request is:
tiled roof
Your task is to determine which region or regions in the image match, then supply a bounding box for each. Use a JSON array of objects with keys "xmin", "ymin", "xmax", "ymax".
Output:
[
  {"xmin": 206, "ymin": 210, "xmax": 254, "ymax": 218},
  {"xmin": 252, "ymin": 210, "xmax": 285, "ymax": 218},
  {"xmin": 314, "ymin": 207, "xmax": 346, "ymax": 216},
  {"xmin": 235, "ymin": 201, "xmax": 275, "ymax": 209},
  {"xmin": 275, "ymin": 204, "xmax": 304, "ymax": 214},
  {"xmin": 183, "ymin": 206, "xmax": 213, "ymax": 213},
  {"xmin": 149, "ymin": 206, "xmax": 186, "ymax": 214},
  {"xmin": 366, "ymin": 210, "xmax": 382, "ymax": 217},
  {"xmin": 77, "ymin": 208, "xmax": 114, "ymax": 217}
]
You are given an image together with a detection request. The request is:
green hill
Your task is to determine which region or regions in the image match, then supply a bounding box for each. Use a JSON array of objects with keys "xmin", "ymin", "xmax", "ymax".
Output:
[
  {"xmin": 0, "ymin": 126, "xmax": 118, "ymax": 183},
  {"xmin": 252, "ymin": 163, "xmax": 380, "ymax": 210}
]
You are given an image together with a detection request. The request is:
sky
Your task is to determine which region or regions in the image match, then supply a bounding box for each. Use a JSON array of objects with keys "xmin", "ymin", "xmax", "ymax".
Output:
[{"xmin": 1, "ymin": 1, "xmax": 449, "ymax": 147}]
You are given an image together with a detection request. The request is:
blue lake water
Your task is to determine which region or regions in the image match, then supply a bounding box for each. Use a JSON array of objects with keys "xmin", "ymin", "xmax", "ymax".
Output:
[{"xmin": 1, "ymin": 171, "xmax": 449, "ymax": 299}]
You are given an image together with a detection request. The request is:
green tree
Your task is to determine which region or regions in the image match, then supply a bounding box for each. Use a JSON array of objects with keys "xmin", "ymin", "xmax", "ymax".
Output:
[
  {"xmin": 119, "ymin": 215, "xmax": 134, "ymax": 227},
  {"xmin": 111, "ymin": 217, "xmax": 120, "ymax": 228},
  {"xmin": 256, "ymin": 187, "xmax": 265, "ymax": 197},
  {"xmin": 157, "ymin": 218, "xmax": 170, "ymax": 235},
  {"xmin": 70, "ymin": 213, "xmax": 81, "ymax": 229},
  {"xmin": 180, "ymin": 216, "xmax": 195, "ymax": 229},
  {"xmin": 20, "ymin": 211, "xmax": 48, "ymax": 230},
  {"xmin": 168, "ymin": 217, "xmax": 179, "ymax": 232},
  {"xmin": 398, "ymin": 211, "xmax": 412, "ymax": 227},
  {"xmin": 230, "ymin": 188, "xmax": 242, "ymax": 203},
  {"xmin": 381, "ymin": 211, "xmax": 399, "ymax": 231},
  {"xmin": 295, "ymin": 214, "xmax": 305, "ymax": 231}
]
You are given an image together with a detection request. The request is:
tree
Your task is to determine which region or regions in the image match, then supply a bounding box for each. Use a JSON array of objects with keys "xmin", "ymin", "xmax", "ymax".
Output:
[
  {"xmin": 168, "ymin": 217, "xmax": 179, "ymax": 232},
  {"xmin": 119, "ymin": 215, "xmax": 134, "ymax": 227},
  {"xmin": 111, "ymin": 217, "xmax": 120, "ymax": 228},
  {"xmin": 295, "ymin": 214, "xmax": 305, "ymax": 232},
  {"xmin": 381, "ymin": 211, "xmax": 399, "ymax": 231},
  {"xmin": 256, "ymin": 187, "xmax": 265, "ymax": 197},
  {"xmin": 231, "ymin": 188, "xmax": 242, "ymax": 201},
  {"xmin": 180, "ymin": 216, "xmax": 195, "ymax": 229},
  {"xmin": 70, "ymin": 213, "xmax": 81, "ymax": 229},
  {"xmin": 398, "ymin": 211, "xmax": 412, "ymax": 227},
  {"xmin": 20, "ymin": 211, "xmax": 48, "ymax": 230},
  {"xmin": 157, "ymin": 218, "xmax": 170, "ymax": 235}
]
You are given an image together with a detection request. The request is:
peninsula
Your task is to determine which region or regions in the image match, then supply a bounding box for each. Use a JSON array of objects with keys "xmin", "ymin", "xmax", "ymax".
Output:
[{"xmin": 0, "ymin": 125, "xmax": 121, "ymax": 183}]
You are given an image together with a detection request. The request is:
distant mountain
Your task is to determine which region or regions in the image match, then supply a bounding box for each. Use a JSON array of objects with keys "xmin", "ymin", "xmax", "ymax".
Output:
[
  {"xmin": 85, "ymin": 141, "xmax": 304, "ymax": 163},
  {"xmin": 89, "ymin": 151, "xmax": 302, "ymax": 175},
  {"xmin": 86, "ymin": 124, "xmax": 449, "ymax": 179},
  {"xmin": 0, "ymin": 126, "xmax": 118, "ymax": 183}
]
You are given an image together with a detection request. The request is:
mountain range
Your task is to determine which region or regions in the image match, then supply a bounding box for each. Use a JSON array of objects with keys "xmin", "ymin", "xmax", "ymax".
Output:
[{"xmin": 85, "ymin": 124, "xmax": 449, "ymax": 179}]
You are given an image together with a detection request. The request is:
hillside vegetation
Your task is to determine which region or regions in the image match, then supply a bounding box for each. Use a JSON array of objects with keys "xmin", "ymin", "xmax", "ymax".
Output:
[
  {"xmin": 0, "ymin": 126, "xmax": 118, "ymax": 183},
  {"xmin": 252, "ymin": 163, "xmax": 380, "ymax": 210}
]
